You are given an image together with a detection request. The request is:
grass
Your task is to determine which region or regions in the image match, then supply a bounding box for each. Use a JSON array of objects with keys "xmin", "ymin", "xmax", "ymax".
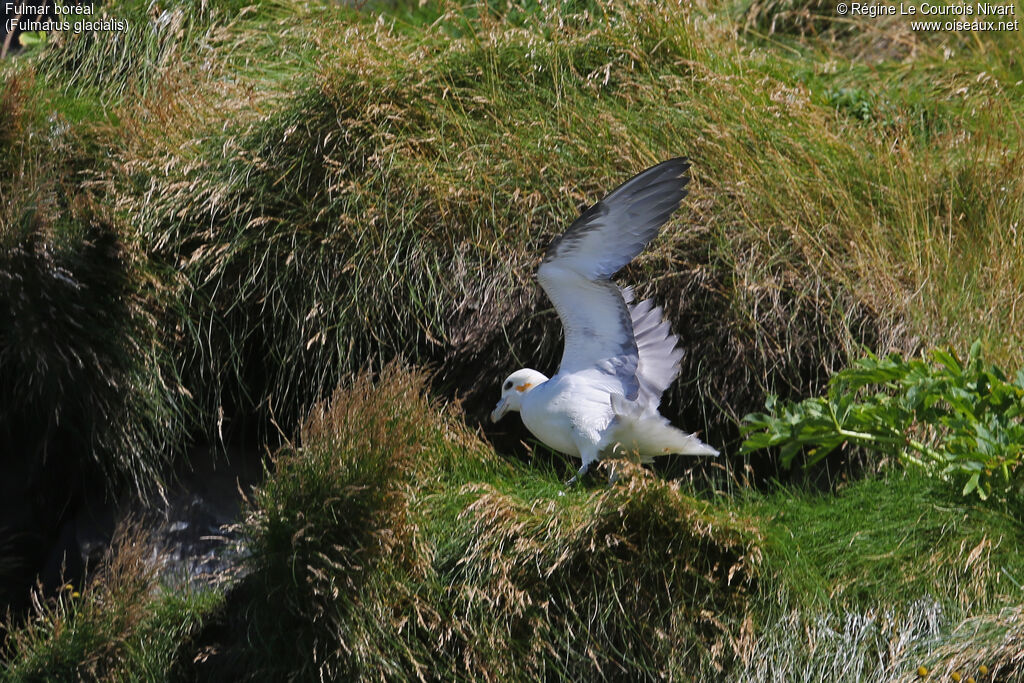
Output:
[
  {"xmin": 9, "ymin": 364, "xmax": 1010, "ymax": 680},
  {"xmin": 2, "ymin": 0, "xmax": 1023, "ymax": 679},
  {"xmin": 3, "ymin": 365, "xmax": 1022, "ymax": 679},
  {"xmin": 113, "ymin": 0, "xmax": 1023, "ymax": 451},
  {"xmin": 0, "ymin": 523, "xmax": 221, "ymax": 682},
  {"xmin": 5, "ymin": 0, "xmax": 1022, "ymax": 470},
  {"xmin": 0, "ymin": 68, "xmax": 187, "ymax": 494},
  {"xmin": 0, "ymin": 62, "xmax": 191, "ymax": 610},
  {"xmin": 752, "ymin": 475, "xmax": 1024, "ymax": 612},
  {"xmin": 737, "ymin": 473, "xmax": 1024, "ymax": 681}
]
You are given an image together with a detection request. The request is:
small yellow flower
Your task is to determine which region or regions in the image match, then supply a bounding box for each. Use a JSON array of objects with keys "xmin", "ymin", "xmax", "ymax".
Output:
[
  {"xmin": 967, "ymin": 677, "xmax": 976, "ymax": 683},
  {"xmin": 979, "ymin": 665, "xmax": 988, "ymax": 675},
  {"xmin": 71, "ymin": 591, "xmax": 81, "ymax": 599},
  {"xmin": 63, "ymin": 583, "xmax": 73, "ymax": 591},
  {"xmin": 952, "ymin": 673, "xmax": 961, "ymax": 682},
  {"xmin": 918, "ymin": 665, "xmax": 929, "ymax": 677}
]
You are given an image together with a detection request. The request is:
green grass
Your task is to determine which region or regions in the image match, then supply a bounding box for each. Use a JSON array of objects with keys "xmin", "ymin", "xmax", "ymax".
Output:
[
  {"xmin": 109, "ymin": 0, "xmax": 1022, "ymax": 450},
  {"xmin": 753, "ymin": 475, "xmax": 1024, "ymax": 611},
  {"xmin": 0, "ymin": 70, "xmax": 187, "ymax": 496},
  {"xmin": 737, "ymin": 473, "xmax": 1024, "ymax": 681},
  {"xmin": 0, "ymin": 524, "xmax": 222, "ymax": 682},
  {"xmin": 5, "ymin": 0, "xmax": 1023, "ymax": 473}
]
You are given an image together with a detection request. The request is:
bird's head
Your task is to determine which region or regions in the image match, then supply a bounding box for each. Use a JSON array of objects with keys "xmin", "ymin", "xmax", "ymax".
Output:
[{"xmin": 490, "ymin": 369, "xmax": 547, "ymax": 422}]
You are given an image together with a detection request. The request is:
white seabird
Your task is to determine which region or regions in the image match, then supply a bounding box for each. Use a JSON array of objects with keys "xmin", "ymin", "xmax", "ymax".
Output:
[{"xmin": 490, "ymin": 158, "xmax": 719, "ymax": 485}]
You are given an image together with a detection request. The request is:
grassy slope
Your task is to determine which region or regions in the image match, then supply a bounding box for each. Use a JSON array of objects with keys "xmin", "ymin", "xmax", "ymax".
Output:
[
  {"xmin": 2, "ymin": 0, "xmax": 1023, "ymax": 680},
  {"xmin": 4, "ymin": 0, "xmax": 1023, "ymax": 472},
  {"xmin": 115, "ymin": 0, "xmax": 1024, "ymax": 447},
  {"xmin": 220, "ymin": 368, "xmax": 1024, "ymax": 681},
  {"xmin": 8, "ymin": 367, "xmax": 1020, "ymax": 680},
  {"xmin": 742, "ymin": 476, "xmax": 1024, "ymax": 680}
]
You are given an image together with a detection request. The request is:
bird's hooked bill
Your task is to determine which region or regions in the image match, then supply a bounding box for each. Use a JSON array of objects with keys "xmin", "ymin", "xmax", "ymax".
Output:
[{"xmin": 491, "ymin": 397, "xmax": 510, "ymax": 422}]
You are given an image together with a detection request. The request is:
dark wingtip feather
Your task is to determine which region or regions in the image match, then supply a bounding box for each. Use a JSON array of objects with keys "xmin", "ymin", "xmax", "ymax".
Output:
[{"xmin": 543, "ymin": 158, "xmax": 691, "ymax": 267}]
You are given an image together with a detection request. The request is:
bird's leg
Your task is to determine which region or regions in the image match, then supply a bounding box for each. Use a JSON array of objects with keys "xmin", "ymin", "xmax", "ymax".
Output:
[
  {"xmin": 565, "ymin": 460, "xmax": 591, "ymax": 487},
  {"xmin": 565, "ymin": 444, "xmax": 599, "ymax": 488}
]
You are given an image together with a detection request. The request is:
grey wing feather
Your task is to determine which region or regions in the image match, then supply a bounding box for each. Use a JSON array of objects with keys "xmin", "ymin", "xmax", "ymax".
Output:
[
  {"xmin": 543, "ymin": 157, "xmax": 691, "ymax": 280},
  {"xmin": 621, "ymin": 286, "xmax": 683, "ymax": 411}
]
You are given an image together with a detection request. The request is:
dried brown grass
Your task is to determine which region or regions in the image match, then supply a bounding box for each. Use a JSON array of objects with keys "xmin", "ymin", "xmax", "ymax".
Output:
[{"xmin": 899, "ymin": 606, "xmax": 1024, "ymax": 683}]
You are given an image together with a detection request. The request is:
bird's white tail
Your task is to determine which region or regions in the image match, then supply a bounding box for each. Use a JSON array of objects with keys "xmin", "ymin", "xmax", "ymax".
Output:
[{"xmin": 605, "ymin": 394, "xmax": 719, "ymax": 460}]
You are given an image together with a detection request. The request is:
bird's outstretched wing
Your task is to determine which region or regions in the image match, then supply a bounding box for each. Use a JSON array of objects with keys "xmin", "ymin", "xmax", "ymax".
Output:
[{"xmin": 536, "ymin": 158, "xmax": 691, "ymax": 398}]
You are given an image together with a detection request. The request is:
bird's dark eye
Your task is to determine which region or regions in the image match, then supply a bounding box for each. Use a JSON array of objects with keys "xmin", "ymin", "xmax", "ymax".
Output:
[{"xmin": 503, "ymin": 380, "xmax": 513, "ymax": 391}]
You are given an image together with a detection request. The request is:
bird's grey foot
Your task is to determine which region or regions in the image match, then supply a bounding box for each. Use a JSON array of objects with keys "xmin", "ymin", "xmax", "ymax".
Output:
[{"xmin": 565, "ymin": 461, "xmax": 591, "ymax": 487}]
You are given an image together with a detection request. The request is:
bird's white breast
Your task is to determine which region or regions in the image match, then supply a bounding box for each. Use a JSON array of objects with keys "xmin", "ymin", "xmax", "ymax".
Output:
[{"xmin": 519, "ymin": 375, "xmax": 615, "ymax": 458}]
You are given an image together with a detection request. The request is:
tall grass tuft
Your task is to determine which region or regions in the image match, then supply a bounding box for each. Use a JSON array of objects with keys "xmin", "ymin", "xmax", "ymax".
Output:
[
  {"xmin": 27, "ymin": 0, "xmax": 288, "ymax": 118},
  {"xmin": 0, "ymin": 68, "xmax": 190, "ymax": 614},
  {"xmin": 0, "ymin": 522, "xmax": 220, "ymax": 682},
  {"xmin": 214, "ymin": 363, "xmax": 456, "ymax": 680},
  {"xmin": 446, "ymin": 466, "xmax": 760, "ymax": 679},
  {"xmin": 0, "ymin": 72, "xmax": 187, "ymax": 496},
  {"xmin": 110, "ymin": 0, "xmax": 879, "ymax": 450}
]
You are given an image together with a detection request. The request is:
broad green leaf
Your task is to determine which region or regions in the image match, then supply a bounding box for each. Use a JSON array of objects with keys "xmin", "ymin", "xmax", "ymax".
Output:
[{"xmin": 739, "ymin": 340, "xmax": 1023, "ymax": 500}]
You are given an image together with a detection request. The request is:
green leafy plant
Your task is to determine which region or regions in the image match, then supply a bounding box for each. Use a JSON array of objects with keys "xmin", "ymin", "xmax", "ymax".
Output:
[
  {"xmin": 741, "ymin": 342, "xmax": 1024, "ymax": 499},
  {"xmin": 825, "ymin": 86, "xmax": 873, "ymax": 121}
]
